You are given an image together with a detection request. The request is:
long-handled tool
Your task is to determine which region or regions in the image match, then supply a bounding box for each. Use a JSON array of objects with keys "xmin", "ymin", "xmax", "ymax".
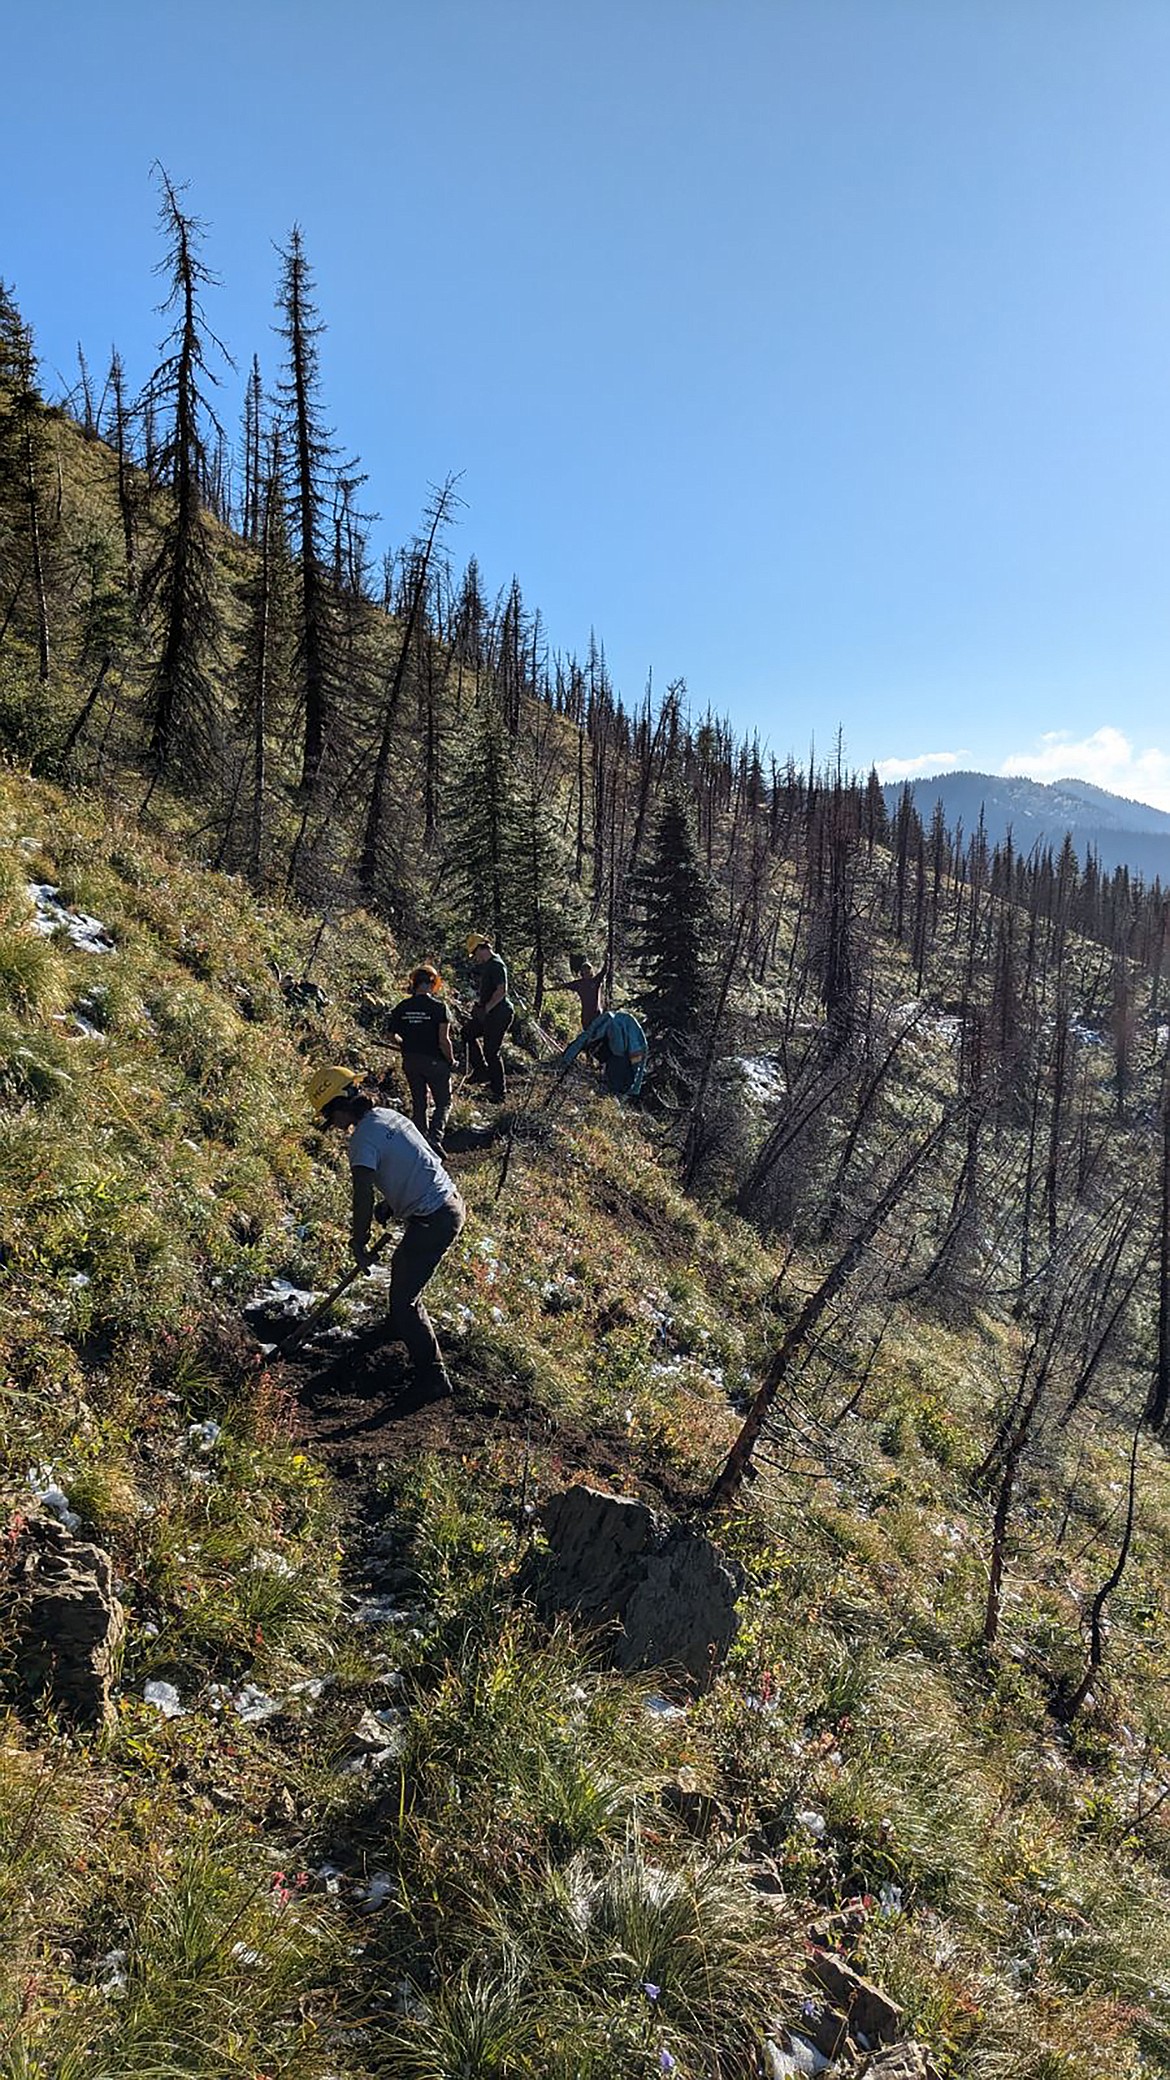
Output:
[{"xmin": 269, "ymin": 1235, "xmax": 391, "ymax": 1356}]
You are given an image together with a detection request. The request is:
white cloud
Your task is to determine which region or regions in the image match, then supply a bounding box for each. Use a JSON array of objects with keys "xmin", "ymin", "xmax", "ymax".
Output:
[
  {"xmin": 873, "ymin": 750, "xmax": 963, "ymax": 784},
  {"xmin": 999, "ymin": 727, "xmax": 1170, "ymax": 812}
]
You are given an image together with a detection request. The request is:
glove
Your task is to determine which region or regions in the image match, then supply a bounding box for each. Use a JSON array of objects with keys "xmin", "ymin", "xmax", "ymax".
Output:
[
  {"xmin": 373, "ymin": 1202, "xmax": 394, "ymax": 1225},
  {"xmin": 352, "ymin": 1236, "xmax": 373, "ymax": 1270}
]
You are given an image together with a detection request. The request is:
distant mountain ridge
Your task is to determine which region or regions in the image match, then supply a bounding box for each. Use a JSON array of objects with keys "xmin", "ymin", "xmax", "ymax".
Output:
[{"xmin": 883, "ymin": 770, "xmax": 1170, "ymax": 883}]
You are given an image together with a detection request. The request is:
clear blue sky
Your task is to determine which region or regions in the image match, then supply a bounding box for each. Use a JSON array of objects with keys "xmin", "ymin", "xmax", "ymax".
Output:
[{"xmin": 5, "ymin": 2, "xmax": 1170, "ymax": 801}]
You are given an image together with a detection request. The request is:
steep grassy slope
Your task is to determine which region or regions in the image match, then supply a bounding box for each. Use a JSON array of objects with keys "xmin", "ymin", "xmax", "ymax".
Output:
[{"xmin": 1, "ymin": 767, "xmax": 1169, "ymax": 2078}]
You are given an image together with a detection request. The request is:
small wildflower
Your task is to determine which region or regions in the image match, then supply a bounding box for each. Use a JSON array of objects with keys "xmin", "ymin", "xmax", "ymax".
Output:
[
  {"xmin": 659, "ymin": 2052, "xmax": 676, "ymax": 2073},
  {"xmin": 643, "ymin": 1981, "xmax": 661, "ymax": 2001}
]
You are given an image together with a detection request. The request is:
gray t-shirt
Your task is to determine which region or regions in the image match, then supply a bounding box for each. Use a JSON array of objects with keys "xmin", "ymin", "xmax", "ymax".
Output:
[{"xmin": 348, "ymin": 1107, "xmax": 455, "ymax": 1219}]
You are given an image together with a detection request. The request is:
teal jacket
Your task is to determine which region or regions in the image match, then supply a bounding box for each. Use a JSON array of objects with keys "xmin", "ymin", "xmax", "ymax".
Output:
[{"xmin": 559, "ymin": 1009, "xmax": 648, "ymax": 1094}]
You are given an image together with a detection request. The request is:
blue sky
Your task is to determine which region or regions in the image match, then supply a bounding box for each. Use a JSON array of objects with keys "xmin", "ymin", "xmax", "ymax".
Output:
[{"xmin": 5, "ymin": 2, "xmax": 1170, "ymax": 801}]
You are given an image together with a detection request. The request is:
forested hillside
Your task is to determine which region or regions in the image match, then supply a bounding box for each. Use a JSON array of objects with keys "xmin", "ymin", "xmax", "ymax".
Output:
[{"xmin": 2, "ymin": 177, "xmax": 1170, "ymax": 2080}]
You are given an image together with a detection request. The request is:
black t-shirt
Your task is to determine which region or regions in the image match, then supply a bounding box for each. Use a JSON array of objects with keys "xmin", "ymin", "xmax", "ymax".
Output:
[
  {"xmin": 387, "ymin": 993, "xmax": 450, "ymax": 1063},
  {"xmin": 477, "ymin": 953, "xmax": 509, "ymax": 1008}
]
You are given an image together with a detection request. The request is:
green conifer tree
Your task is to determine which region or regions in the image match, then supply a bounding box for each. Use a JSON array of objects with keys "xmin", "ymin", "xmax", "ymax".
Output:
[
  {"xmin": 443, "ymin": 698, "xmax": 523, "ymax": 950},
  {"xmin": 0, "ymin": 285, "xmax": 55, "ymax": 687},
  {"xmin": 630, "ymin": 787, "xmax": 717, "ymax": 1091}
]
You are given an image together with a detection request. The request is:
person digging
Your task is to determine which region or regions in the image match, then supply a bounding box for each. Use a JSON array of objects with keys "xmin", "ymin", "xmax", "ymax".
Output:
[
  {"xmin": 554, "ymin": 1006, "xmax": 648, "ymax": 1099},
  {"xmin": 306, "ymin": 1066, "xmax": 466, "ymax": 1401},
  {"xmin": 383, "ymin": 962, "xmax": 455, "ymax": 1155},
  {"xmin": 463, "ymin": 932, "xmax": 514, "ymax": 1103}
]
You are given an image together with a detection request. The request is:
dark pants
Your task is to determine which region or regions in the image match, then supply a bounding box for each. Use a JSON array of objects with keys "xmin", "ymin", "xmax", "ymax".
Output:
[
  {"xmin": 466, "ymin": 1000, "xmax": 514, "ymax": 1101},
  {"xmin": 604, "ymin": 1052, "xmax": 636, "ymax": 1096},
  {"xmin": 403, "ymin": 1055, "xmax": 452, "ymax": 1149},
  {"xmin": 390, "ymin": 1193, "xmax": 465, "ymax": 1390}
]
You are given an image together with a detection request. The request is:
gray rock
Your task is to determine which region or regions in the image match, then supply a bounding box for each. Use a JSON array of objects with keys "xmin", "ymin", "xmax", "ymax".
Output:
[
  {"xmin": 859, "ymin": 2045, "xmax": 943, "ymax": 2080},
  {"xmin": 13, "ymin": 1515, "xmax": 125, "ymax": 1730},
  {"xmin": 806, "ymin": 1952, "xmax": 905, "ymax": 2049},
  {"xmin": 525, "ymin": 1484, "xmax": 739, "ymax": 1689}
]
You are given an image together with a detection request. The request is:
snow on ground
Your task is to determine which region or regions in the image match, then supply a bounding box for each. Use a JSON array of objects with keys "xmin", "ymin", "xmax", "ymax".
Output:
[
  {"xmin": 26, "ymin": 882, "xmax": 115, "ymax": 953},
  {"xmin": 733, "ymin": 1054, "xmax": 787, "ymax": 1105}
]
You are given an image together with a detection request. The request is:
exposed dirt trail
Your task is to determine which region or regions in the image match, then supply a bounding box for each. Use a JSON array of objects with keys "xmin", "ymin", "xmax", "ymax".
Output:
[{"xmin": 278, "ymin": 1316, "xmax": 702, "ymax": 1513}]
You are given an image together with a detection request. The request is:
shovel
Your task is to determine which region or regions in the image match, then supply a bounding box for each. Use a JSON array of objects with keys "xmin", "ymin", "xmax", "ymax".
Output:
[{"xmin": 267, "ymin": 1235, "xmax": 391, "ymax": 1356}]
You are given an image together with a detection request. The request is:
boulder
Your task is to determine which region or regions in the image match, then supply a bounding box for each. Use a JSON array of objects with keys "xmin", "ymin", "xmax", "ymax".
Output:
[
  {"xmin": 860, "ymin": 2046, "xmax": 943, "ymax": 2080},
  {"xmin": 525, "ymin": 1484, "xmax": 740, "ymax": 1689},
  {"xmin": 14, "ymin": 1515, "xmax": 125, "ymax": 1731},
  {"xmin": 806, "ymin": 1951, "xmax": 905, "ymax": 2049}
]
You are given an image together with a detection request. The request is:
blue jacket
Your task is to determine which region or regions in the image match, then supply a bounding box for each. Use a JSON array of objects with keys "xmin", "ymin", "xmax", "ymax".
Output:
[{"xmin": 559, "ymin": 1009, "xmax": 648, "ymax": 1093}]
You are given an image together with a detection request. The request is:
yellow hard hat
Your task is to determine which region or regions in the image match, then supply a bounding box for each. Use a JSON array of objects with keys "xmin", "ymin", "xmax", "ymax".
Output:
[
  {"xmin": 305, "ymin": 1064, "xmax": 360, "ymax": 1114},
  {"xmin": 465, "ymin": 932, "xmax": 490, "ymax": 955}
]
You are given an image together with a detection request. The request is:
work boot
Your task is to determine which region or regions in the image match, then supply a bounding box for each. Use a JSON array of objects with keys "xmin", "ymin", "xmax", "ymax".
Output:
[{"xmin": 417, "ymin": 1367, "xmax": 453, "ymax": 1402}]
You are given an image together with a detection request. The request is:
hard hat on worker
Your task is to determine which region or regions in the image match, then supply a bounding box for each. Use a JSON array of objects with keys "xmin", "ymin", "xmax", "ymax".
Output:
[
  {"xmin": 305, "ymin": 1064, "xmax": 360, "ymax": 1114},
  {"xmin": 465, "ymin": 932, "xmax": 490, "ymax": 956}
]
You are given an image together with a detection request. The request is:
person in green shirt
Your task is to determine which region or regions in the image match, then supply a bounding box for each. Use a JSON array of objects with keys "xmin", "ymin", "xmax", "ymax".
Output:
[{"xmin": 463, "ymin": 932, "xmax": 514, "ymax": 1102}]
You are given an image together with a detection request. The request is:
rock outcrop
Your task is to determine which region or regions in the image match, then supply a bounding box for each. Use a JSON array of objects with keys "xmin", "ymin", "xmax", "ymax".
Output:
[
  {"xmin": 805, "ymin": 1949, "xmax": 906, "ymax": 2050},
  {"xmin": 525, "ymin": 1484, "xmax": 740, "ymax": 1688},
  {"xmin": 11, "ymin": 1514, "xmax": 125, "ymax": 1731}
]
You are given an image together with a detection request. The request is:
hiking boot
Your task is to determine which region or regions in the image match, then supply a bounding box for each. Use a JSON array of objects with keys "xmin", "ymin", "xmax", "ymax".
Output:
[{"xmin": 418, "ymin": 1370, "xmax": 453, "ymax": 1401}]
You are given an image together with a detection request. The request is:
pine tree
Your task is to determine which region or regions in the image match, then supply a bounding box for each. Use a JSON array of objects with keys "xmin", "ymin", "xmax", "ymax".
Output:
[
  {"xmin": 511, "ymin": 734, "xmax": 583, "ymax": 1010},
  {"xmin": 234, "ymin": 426, "xmax": 294, "ymax": 881},
  {"xmin": 0, "ymin": 286, "xmax": 54, "ymax": 682},
  {"xmin": 139, "ymin": 167, "xmax": 229, "ymax": 771},
  {"xmin": 276, "ymin": 227, "xmax": 342, "ymax": 789},
  {"xmin": 105, "ymin": 348, "xmax": 138, "ymax": 594},
  {"xmin": 443, "ymin": 698, "xmax": 523, "ymax": 950},
  {"xmin": 630, "ymin": 788, "xmax": 717, "ymax": 1091}
]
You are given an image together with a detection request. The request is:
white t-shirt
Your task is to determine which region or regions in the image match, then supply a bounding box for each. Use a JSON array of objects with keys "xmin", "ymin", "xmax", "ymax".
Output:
[{"xmin": 348, "ymin": 1107, "xmax": 455, "ymax": 1219}]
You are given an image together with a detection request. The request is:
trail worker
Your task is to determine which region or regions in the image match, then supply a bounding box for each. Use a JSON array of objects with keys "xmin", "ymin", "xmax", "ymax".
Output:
[
  {"xmin": 555, "ymin": 1007, "xmax": 648, "ymax": 1099},
  {"xmin": 566, "ymin": 952, "xmax": 609, "ymax": 1030},
  {"xmin": 464, "ymin": 933, "xmax": 514, "ymax": 1103},
  {"xmin": 306, "ymin": 1067, "xmax": 465, "ymax": 1400},
  {"xmin": 384, "ymin": 963, "xmax": 455, "ymax": 1155}
]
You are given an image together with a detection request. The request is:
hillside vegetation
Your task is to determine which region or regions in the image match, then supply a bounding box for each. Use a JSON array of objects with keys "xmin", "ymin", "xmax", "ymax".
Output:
[{"xmin": 1, "ymin": 204, "xmax": 1170, "ymax": 2080}]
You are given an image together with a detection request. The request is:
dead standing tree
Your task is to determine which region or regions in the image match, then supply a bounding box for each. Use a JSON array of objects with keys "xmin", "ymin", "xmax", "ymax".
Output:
[
  {"xmin": 975, "ymin": 1194, "xmax": 1148, "ymax": 1650},
  {"xmin": 139, "ymin": 166, "xmax": 230, "ymax": 776},
  {"xmin": 706, "ymin": 1114, "xmax": 946, "ymax": 1510},
  {"xmin": 358, "ymin": 474, "xmax": 461, "ymax": 892}
]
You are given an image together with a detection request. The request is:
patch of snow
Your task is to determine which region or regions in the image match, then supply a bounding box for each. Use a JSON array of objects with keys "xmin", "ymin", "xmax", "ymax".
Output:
[
  {"xmin": 28, "ymin": 1467, "xmax": 81, "ymax": 1531},
  {"xmin": 230, "ymin": 1941, "xmax": 263, "ymax": 1966},
  {"xmin": 645, "ymin": 1694, "xmax": 686, "ymax": 1722},
  {"xmin": 785, "ymin": 2032, "xmax": 833, "ymax": 2076},
  {"xmin": 734, "ymin": 1053, "xmax": 787, "ymax": 1105},
  {"xmin": 245, "ymin": 1277, "xmax": 321, "ymax": 1319},
  {"xmin": 143, "ymin": 1679, "xmax": 185, "ymax": 1719},
  {"xmin": 795, "ymin": 1809, "xmax": 827, "ymax": 1839},
  {"xmin": 287, "ymin": 1675, "xmax": 328, "ymax": 1700},
  {"xmin": 351, "ymin": 1595, "xmax": 413, "ymax": 1625},
  {"xmin": 186, "ymin": 1418, "xmax": 221, "ymax": 1451},
  {"xmin": 95, "ymin": 1947, "xmax": 128, "ymax": 1997},
  {"xmin": 359, "ymin": 1871, "xmax": 395, "ymax": 1911},
  {"xmin": 248, "ymin": 1548, "xmax": 294, "ymax": 1577},
  {"xmin": 234, "ymin": 1683, "xmax": 281, "ymax": 1724},
  {"xmin": 26, "ymin": 882, "xmax": 115, "ymax": 953}
]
